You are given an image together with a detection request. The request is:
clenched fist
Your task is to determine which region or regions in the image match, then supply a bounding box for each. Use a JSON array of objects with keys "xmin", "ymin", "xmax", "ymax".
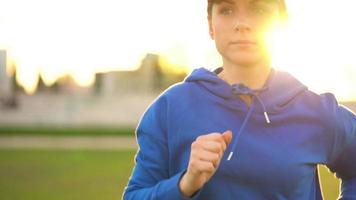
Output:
[{"xmin": 179, "ymin": 130, "xmax": 233, "ymax": 197}]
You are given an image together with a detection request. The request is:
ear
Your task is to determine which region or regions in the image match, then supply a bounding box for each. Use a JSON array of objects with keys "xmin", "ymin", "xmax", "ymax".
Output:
[{"xmin": 208, "ymin": 17, "xmax": 215, "ymax": 40}]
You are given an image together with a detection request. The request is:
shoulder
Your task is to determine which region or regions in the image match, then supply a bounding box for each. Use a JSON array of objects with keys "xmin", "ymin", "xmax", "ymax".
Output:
[
  {"xmin": 290, "ymin": 86, "xmax": 353, "ymax": 131},
  {"xmin": 152, "ymin": 81, "xmax": 200, "ymax": 109},
  {"xmin": 302, "ymin": 90, "xmax": 352, "ymax": 118},
  {"xmin": 304, "ymin": 91, "xmax": 356, "ymax": 143},
  {"xmin": 135, "ymin": 81, "xmax": 199, "ymax": 136},
  {"xmin": 163, "ymin": 81, "xmax": 198, "ymax": 99},
  {"xmin": 141, "ymin": 81, "xmax": 197, "ymax": 117},
  {"xmin": 300, "ymin": 91, "xmax": 339, "ymax": 122}
]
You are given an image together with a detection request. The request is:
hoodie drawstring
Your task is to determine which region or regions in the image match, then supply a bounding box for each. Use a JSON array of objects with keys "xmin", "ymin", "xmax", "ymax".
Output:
[
  {"xmin": 254, "ymin": 94, "xmax": 271, "ymax": 124},
  {"xmin": 227, "ymin": 97, "xmax": 256, "ymax": 160},
  {"xmin": 227, "ymin": 84, "xmax": 270, "ymax": 161}
]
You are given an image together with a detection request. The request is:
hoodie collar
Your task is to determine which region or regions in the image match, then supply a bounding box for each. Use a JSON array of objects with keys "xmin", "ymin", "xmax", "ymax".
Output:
[{"xmin": 184, "ymin": 66, "xmax": 307, "ymax": 113}]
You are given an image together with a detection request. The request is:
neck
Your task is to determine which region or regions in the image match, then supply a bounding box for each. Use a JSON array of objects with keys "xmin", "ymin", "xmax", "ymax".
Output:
[{"xmin": 217, "ymin": 60, "xmax": 271, "ymax": 90}]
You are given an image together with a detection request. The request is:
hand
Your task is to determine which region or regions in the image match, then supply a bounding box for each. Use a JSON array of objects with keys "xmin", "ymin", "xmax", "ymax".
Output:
[{"xmin": 179, "ymin": 130, "xmax": 233, "ymax": 197}]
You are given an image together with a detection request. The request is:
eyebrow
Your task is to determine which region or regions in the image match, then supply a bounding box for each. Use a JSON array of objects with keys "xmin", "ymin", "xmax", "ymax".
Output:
[
  {"xmin": 215, "ymin": 0, "xmax": 235, "ymax": 5},
  {"xmin": 250, "ymin": 0, "xmax": 279, "ymax": 4},
  {"xmin": 215, "ymin": 0, "xmax": 279, "ymax": 5}
]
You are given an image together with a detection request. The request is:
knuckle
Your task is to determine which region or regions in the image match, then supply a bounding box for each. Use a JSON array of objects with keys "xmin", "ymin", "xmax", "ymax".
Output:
[
  {"xmin": 190, "ymin": 150, "xmax": 196, "ymax": 158},
  {"xmin": 191, "ymin": 141, "xmax": 200, "ymax": 149},
  {"xmin": 192, "ymin": 149, "xmax": 201, "ymax": 158},
  {"xmin": 190, "ymin": 160, "xmax": 197, "ymax": 168},
  {"xmin": 208, "ymin": 163, "xmax": 215, "ymax": 172},
  {"xmin": 196, "ymin": 135, "xmax": 204, "ymax": 141},
  {"xmin": 215, "ymin": 153, "xmax": 220, "ymax": 160},
  {"xmin": 219, "ymin": 152, "xmax": 224, "ymax": 159},
  {"xmin": 198, "ymin": 164, "xmax": 206, "ymax": 172},
  {"xmin": 214, "ymin": 153, "xmax": 220, "ymax": 162},
  {"xmin": 213, "ymin": 143, "xmax": 222, "ymax": 153},
  {"xmin": 220, "ymin": 143, "xmax": 225, "ymax": 152},
  {"xmin": 210, "ymin": 133, "xmax": 220, "ymax": 137}
]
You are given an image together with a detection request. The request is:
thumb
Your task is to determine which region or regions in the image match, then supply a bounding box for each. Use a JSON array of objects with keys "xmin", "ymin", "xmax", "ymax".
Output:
[{"xmin": 222, "ymin": 130, "xmax": 233, "ymax": 146}]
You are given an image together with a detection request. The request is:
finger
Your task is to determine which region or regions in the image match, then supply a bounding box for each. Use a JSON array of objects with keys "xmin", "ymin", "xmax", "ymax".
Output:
[
  {"xmin": 196, "ymin": 133, "xmax": 225, "ymax": 143},
  {"xmin": 200, "ymin": 141, "xmax": 225, "ymax": 155},
  {"xmin": 191, "ymin": 141, "xmax": 224, "ymax": 161},
  {"xmin": 194, "ymin": 149, "xmax": 220, "ymax": 167},
  {"xmin": 196, "ymin": 133, "xmax": 226, "ymax": 149},
  {"xmin": 189, "ymin": 159, "xmax": 215, "ymax": 174},
  {"xmin": 222, "ymin": 130, "xmax": 233, "ymax": 146}
]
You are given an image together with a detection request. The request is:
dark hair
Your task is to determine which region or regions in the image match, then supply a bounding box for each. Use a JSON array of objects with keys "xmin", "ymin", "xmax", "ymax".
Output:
[{"xmin": 207, "ymin": 0, "xmax": 288, "ymax": 20}]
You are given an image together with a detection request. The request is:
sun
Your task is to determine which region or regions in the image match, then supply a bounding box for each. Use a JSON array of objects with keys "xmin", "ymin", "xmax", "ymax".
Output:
[
  {"xmin": 269, "ymin": 0, "xmax": 356, "ymax": 101},
  {"xmin": 0, "ymin": 0, "xmax": 355, "ymax": 100}
]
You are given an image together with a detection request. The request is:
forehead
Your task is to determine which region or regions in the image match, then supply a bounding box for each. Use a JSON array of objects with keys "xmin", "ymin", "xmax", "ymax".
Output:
[{"xmin": 213, "ymin": 0, "xmax": 279, "ymax": 5}]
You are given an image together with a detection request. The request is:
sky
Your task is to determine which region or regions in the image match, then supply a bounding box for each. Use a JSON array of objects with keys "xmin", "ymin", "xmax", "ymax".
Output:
[{"xmin": 0, "ymin": 0, "xmax": 355, "ymax": 101}]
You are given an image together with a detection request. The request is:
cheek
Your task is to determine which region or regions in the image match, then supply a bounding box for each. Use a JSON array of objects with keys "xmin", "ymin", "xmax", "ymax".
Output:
[
  {"xmin": 255, "ymin": 18, "xmax": 279, "ymax": 37},
  {"xmin": 212, "ymin": 21, "xmax": 232, "ymax": 43},
  {"xmin": 214, "ymin": 31, "xmax": 230, "ymax": 53},
  {"xmin": 212, "ymin": 16, "xmax": 236, "ymax": 31}
]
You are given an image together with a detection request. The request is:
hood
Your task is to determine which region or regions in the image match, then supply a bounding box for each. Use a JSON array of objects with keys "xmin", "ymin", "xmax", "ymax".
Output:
[
  {"xmin": 184, "ymin": 66, "xmax": 308, "ymax": 114},
  {"xmin": 184, "ymin": 66, "xmax": 308, "ymax": 161}
]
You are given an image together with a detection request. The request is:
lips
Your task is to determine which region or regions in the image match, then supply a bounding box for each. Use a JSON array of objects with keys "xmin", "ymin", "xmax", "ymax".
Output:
[{"xmin": 230, "ymin": 40, "xmax": 257, "ymax": 45}]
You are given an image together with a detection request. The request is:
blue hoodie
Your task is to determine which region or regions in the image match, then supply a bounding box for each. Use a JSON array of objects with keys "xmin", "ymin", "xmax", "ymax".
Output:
[{"xmin": 123, "ymin": 67, "xmax": 356, "ymax": 200}]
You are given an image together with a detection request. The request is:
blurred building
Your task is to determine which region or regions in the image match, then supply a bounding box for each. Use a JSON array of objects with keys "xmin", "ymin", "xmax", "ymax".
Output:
[
  {"xmin": 95, "ymin": 54, "xmax": 180, "ymax": 96},
  {"xmin": 0, "ymin": 53, "xmax": 187, "ymax": 128},
  {"xmin": 0, "ymin": 50, "xmax": 10, "ymax": 97},
  {"xmin": 0, "ymin": 50, "xmax": 18, "ymax": 109},
  {"xmin": 0, "ymin": 52, "xmax": 355, "ymax": 128}
]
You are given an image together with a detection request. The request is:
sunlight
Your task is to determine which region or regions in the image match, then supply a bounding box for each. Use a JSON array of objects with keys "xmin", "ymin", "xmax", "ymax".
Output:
[
  {"xmin": 270, "ymin": 0, "xmax": 356, "ymax": 101},
  {"xmin": 0, "ymin": 0, "xmax": 355, "ymax": 100}
]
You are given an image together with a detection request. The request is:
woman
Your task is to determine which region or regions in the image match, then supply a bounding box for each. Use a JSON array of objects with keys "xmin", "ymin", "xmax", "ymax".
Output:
[{"xmin": 123, "ymin": 0, "xmax": 356, "ymax": 199}]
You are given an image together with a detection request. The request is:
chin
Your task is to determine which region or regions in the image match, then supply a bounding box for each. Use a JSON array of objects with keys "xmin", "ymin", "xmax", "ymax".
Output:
[{"xmin": 225, "ymin": 52, "xmax": 265, "ymax": 67}]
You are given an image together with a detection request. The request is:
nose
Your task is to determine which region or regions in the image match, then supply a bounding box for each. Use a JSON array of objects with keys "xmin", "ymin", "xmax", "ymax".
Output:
[{"xmin": 233, "ymin": 13, "xmax": 251, "ymax": 32}]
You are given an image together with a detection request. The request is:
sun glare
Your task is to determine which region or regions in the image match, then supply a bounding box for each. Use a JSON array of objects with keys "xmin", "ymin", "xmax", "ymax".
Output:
[
  {"xmin": 270, "ymin": 0, "xmax": 356, "ymax": 101},
  {"xmin": 0, "ymin": 0, "xmax": 355, "ymax": 100}
]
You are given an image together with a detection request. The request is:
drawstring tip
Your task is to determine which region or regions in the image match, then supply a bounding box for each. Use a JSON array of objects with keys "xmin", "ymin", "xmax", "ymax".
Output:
[
  {"xmin": 264, "ymin": 112, "xmax": 271, "ymax": 124},
  {"xmin": 227, "ymin": 151, "xmax": 234, "ymax": 161}
]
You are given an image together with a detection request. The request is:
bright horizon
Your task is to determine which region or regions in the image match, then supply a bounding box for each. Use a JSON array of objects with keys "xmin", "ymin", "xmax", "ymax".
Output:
[{"xmin": 0, "ymin": 0, "xmax": 355, "ymax": 101}]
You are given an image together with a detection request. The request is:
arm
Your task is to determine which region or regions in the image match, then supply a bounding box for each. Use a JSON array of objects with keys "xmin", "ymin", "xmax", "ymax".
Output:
[
  {"xmin": 324, "ymin": 95, "xmax": 356, "ymax": 199},
  {"xmin": 122, "ymin": 95, "xmax": 196, "ymax": 200},
  {"xmin": 122, "ymin": 94, "xmax": 232, "ymax": 199},
  {"xmin": 328, "ymin": 138, "xmax": 356, "ymax": 199}
]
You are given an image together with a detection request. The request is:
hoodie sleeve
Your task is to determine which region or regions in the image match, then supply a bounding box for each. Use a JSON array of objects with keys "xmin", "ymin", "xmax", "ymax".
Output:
[
  {"xmin": 122, "ymin": 94, "xmax": 200, "ymax": 200},
  {"xmin": 323, "ymin": 94, "xmax": 356, "ymax": 199}
]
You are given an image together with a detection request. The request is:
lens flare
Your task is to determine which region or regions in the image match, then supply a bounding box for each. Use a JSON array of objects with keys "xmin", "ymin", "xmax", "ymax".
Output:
[{"xmin": 0, "ymin": 0, "xmax": 355, "ymax": 100}]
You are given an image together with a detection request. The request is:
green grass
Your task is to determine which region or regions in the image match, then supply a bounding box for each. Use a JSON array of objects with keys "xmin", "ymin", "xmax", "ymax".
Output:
[
  {"xmin": 0, "ymin": 150, "xmax": 136, "ymax": 200},
  {"xmin": 319, "ymin": 165, "xmax": 341, "ymax": 200},
  {"xmin": 0, "ymin": 126, "xmax": 135, "ymax": 136},
  {"xmin": 0, "ymin": 150, "xmax": 340, "ymax": 200}
]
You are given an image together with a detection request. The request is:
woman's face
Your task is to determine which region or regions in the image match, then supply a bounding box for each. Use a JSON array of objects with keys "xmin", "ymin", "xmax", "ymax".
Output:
[{"xmin": 208, "ymin": 0, "xmax": 281, "ymax": 67}]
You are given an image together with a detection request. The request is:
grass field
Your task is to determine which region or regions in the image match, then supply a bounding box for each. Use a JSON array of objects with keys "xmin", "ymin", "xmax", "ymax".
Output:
[
  {"xmin": 0, "ymin": 150, "xmax": 135, "ymax": 200},
  {"xmin": 0, "ymin": 127, "xmax": 135, "ymax": 137},
  {"xmin": 0, "ymin": 150, "xmax": 340, "ymax": 200}
]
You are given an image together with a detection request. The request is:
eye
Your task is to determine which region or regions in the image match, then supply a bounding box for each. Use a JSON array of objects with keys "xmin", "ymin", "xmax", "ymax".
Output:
[
  {"xmin": 219, "ymin": 7, "xmax": 234, "ymax": 16},
  {"xmin": 251, "ymin": 5, "xmax": 268, "ymax": 15},
  {"xmin": 250, "ymin": 4, "xmax": 275, "ymax": 16}
]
